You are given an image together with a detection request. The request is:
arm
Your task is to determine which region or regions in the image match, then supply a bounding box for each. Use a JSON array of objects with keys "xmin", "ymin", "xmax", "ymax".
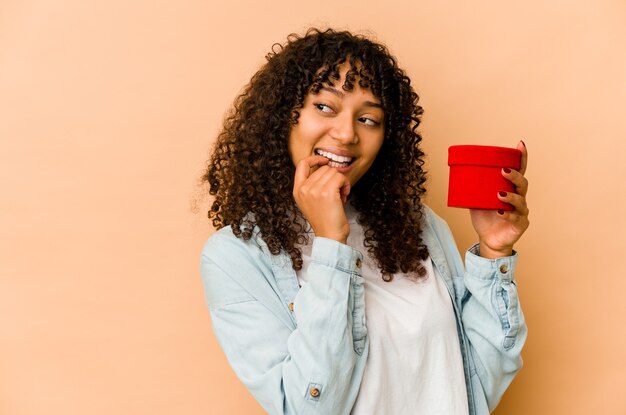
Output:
[
  {"xmin": 425, "ymin": 207, "xmax": 527, "ymax": 412},
  {"xmin": 464, "ymin": 140, "xmax": 530, "ymax": 411},
  {"xmin": 461, "ymin": 244, "xmax": 527, "ymax": 412},
  {"xmin": 200, "ymin": 233, "xmax": 367, "ymax": 415}
]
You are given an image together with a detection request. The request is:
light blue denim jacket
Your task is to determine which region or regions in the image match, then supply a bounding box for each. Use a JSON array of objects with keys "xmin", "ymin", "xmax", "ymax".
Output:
[{"xmin": 200, "ymin": 205, "xmax": 527, "ymax": 414}]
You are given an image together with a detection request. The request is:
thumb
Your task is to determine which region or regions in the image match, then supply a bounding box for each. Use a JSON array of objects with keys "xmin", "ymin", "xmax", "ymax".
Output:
[{"xmin": 340, "ymin": 181, "xmax": 351, "ymax": 204}]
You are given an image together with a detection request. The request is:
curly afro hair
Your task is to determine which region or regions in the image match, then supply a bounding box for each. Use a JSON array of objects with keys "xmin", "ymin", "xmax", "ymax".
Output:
[{"xmin": 202, "ymin": 27, "xmax": 430, "ymax": 281}]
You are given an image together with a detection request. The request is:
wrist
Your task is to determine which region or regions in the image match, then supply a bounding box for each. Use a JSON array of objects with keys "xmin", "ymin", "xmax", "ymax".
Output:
[
  {"xmin": 478, "ymin": 241, "xmax": 513, "ymax": 259},
  {"xmin": 315, "ymin": 232, "xmax": 348, "ymax": 245},
  {"xmin": 326, "ymin": 236, "xmax": 348, "ymax": 245},
  {"xmin": 313, "ymin": 225, "xmax": 349, "ymax": 245}
]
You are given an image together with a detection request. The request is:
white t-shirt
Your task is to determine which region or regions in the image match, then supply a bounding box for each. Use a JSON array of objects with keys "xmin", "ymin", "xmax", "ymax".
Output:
[{"xmin": 296, "ymin": 204, "xmax": 469, "ymax": 415}]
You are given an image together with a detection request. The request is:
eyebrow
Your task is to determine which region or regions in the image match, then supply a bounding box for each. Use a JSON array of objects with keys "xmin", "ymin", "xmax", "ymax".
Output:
[{"xmin": 320, "ymin": 86, "xmax": 383, "ymax": 109}]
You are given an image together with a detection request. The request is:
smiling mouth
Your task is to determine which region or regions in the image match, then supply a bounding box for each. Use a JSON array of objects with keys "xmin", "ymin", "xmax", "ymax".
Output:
[{"xmin": 314, "ymin": 149, "xmax": 356, "ymax": 168}]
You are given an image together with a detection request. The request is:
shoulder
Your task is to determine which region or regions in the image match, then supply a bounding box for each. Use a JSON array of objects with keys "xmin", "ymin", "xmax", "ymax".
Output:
[
  {"xmin": 421, "ymin": 203, "xmax": 452, "ymax": 235},
  {"xmin": 202, "ymin": 225, "xmax": 256, "ymax": 254},
  {"xmin": 200, "ymin": 225, "xmax": 282, "ymax": 309},
  {"xmin": 419, "ymin": 204, "xmax": 460, "ymax": 260},
  {"xmin": 201, "ymin": 225, "xmax": 270, "ymax": 270}
]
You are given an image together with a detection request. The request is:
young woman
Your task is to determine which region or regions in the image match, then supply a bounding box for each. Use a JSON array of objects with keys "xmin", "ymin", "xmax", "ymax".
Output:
[{"xmin": 200, "ymin": 28, "xmax": 529, "ymax": 415}]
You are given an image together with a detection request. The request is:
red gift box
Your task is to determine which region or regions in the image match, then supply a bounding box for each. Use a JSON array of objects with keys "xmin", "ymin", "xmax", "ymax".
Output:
[{"xmin": 447, "ymin": 145, "xmax": 522, "ymax": 210}]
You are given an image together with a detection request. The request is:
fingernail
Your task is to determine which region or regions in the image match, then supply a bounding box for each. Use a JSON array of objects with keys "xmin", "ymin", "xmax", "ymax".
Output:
[
  {"xmin": 498, "ymin": 191, "xmax": 507, "ymax": 197},
  {"xmin": 503, "ymin": 167, "xmax": 512, "ymax": 174},
  {"xmin": 521, "ymin": 140, "xmax": 526, "ymax": 148},
  {"xmin": 497, "ymin": 209, "xmax": 504, "ymax": 215}
]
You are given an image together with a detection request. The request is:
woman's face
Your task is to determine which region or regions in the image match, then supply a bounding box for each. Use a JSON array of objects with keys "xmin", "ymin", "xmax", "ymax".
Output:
[{"xmin": 288, "ymin": 64, "xmax": 385, "ymax": 187}]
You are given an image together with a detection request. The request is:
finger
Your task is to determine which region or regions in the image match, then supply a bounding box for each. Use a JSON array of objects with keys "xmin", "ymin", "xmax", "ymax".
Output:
[
  {"xmin": 497, "ymin": 191, "xmax": 529, "ymax": 215},
  {"xmin": 496, "ymin": 209, "xmax": 530, "ymax": 234},
  {"xmin": 496, "ymin": 209, "xmax": 515, "ymax": 222},
  {"xmin": 295, "ymin": 165, "xmax": 331, "ymax": 200},
  {"xmin": 294, "ymin": 155, "xmax": 330, "ymax": 190},
  {"xmin": 340, "ymin": 182, "xmax": 350, "ymax": 204},
  {"xmin": 517, "ymin": 140, "xmax": 528, "ymax": 175},
  {"xmin": 329, "ymin": 172, "xmax": 351, "ymax": 203},
  {"xmin": 308, "ymin": 164, "xmax": 341, "ymax": 187},
  {"xmin": 327, "ymin": 171, "xmax": 351, "ymax": 197},
  {"xmin": 502, "ymin": 167, "xmax": 529, "ymax": 197},
  {"xmin": 311, "ymin": 169, "xmax": 351, "ymax": 199},
  {"xmin": 496, "ymin": 208, "xmax": 525, "ymax": 222},
  {"xmin": 297, "ymin": 167, "xmax": 352, "ymax": 206}
]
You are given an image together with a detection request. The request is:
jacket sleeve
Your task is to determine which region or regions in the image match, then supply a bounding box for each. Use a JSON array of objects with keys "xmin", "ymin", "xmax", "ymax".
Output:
[
  {"xmin": 426, "ymin": 210, "xmax": 527, "ymax": 413},
  {"xmin": 200, "ymin": 233, "xmax": 367, "ymax": 415},
  {"xmin": 461, "ymin": 243, "xmax": 527, "ymax": 412}
]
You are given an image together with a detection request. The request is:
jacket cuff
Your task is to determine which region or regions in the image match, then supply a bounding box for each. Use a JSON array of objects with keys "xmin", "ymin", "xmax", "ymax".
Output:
[
  {"xmin": 311, "ymin": 237, "xmax": 364, "ymax": 274},
  {"xmin": 465, "ymin": 243, "xmax": 518, "ymax": 282}
]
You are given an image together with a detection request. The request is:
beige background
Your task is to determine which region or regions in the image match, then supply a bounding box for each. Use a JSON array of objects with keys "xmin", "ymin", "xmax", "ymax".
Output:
[{"xmin": 1, "ymin": 0, "xmax": 625, "ymax": 414}]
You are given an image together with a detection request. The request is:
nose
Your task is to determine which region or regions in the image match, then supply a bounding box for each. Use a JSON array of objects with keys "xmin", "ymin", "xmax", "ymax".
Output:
[{"xmin": 329, "ymin": 114, "xmax": 358, "ymax": 144}]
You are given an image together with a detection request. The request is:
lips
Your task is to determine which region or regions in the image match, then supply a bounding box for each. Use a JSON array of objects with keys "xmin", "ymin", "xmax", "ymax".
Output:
[{"xmin": 314, "ymin": 148, "xmax": 356, "ymax": 168}]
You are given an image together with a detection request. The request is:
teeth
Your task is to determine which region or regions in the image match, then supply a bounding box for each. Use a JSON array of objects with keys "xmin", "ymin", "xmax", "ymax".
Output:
[
  {"xmin": 315, "ymin": 149, "xmax": 353, "ymax": 163},
  {"xmin": 328, "ymin": 160, "xmax": 349, "ymax": 168}
]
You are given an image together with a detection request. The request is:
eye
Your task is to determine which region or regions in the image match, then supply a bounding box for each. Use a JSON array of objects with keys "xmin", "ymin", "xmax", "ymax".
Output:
[
  {"xmin": 359, "ymin": 116, "xmax": 380, "ymax": 127},
  {"xmin": 313, "ymin": 103, "xmax": 334, "ymax": 114}
]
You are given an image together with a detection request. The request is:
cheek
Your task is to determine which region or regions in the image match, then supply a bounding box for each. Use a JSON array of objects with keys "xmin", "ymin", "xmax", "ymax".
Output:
[
  {"xmin": 291, "ymin": 120, "xmax": 322, "ymax": 151},
  {"xmin": 298, "ymin": 116, "xmax": 323, "ymax": 139},
  {"xmin": 365, "ymin": 137, "xmax": 385, "ymax": 161},
  {"xmin": 288, "ymin": 128, "xmax": 313, "ymax": 164}
]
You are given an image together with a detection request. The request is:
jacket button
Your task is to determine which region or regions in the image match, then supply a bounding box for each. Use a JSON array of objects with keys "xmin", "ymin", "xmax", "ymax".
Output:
[
  {"xmin": 356, "ymin": 258, "xmax": 362, "ymax": 268},
  {"xmin": 309, "ymin": 387, "xmax": 320, "ymax": 398},
  {"xmin": 499, "ymin": 264, "xmax": 508, "ymax": 273},
  {"xmin": 288, "ymin": 302, "xmax": 294, "ymax": 312}
]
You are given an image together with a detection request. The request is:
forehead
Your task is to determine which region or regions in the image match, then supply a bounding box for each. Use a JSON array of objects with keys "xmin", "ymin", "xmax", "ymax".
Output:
[
  {"xmin": 315, "ymin": 84, "xmax": 382, "ymax": 108},
  {"xmin": 309, "ymin": 61, "xmax": 380, "ymax": 100}
]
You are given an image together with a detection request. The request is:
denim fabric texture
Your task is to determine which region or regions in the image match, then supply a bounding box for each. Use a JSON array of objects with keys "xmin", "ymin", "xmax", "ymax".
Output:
[{"xmin": 200, "ymin": 205, "xmax": 527, "ymax": 415}]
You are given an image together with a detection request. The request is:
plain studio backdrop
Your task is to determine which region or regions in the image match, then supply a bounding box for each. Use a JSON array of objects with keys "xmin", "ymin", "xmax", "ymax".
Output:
[{"xmin": 1, "ymin": 0, "xmax": 625, "ymax": 414}]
